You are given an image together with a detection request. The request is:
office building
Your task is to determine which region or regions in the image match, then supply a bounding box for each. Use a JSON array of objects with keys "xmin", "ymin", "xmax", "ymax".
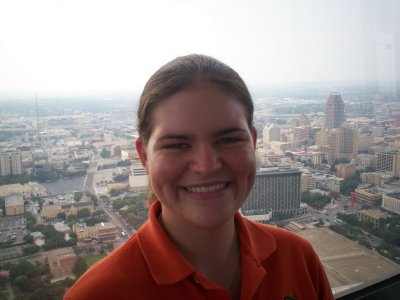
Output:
[
  {"xmin": 382, "ymin": 193, "xmax": 400, "ymax": 215},
  {"xmin": 301, "ymin": 171, "xmax": 316, "ymax": 192},
  {"xmin": 41, "ymin": 201, "xmax": 95, "ymax": 221},
  {"xmin": 263, "ymin": 124, "xmax": 281, "ymax": 144},
  {"xmin": 357, "ymin": 210, "xmax": 391, "ymax": 226},
  {"xmin": 336, "ymin": 163, "xmax": 356, "ymax": 179},
  {"xmin": 324, "ymin": 92, "xmax": 345, "ymax": 130},
  {"xmin": 242, "ymin": 168, "xmax": 304, "ymax": 219},
  {"xmin": 129, "ymin": 163, "xmax": 148, "ymax": 191},
  {"xmin": 355, "ymin": 188, "xmax": 383, "ymax": 206},
  {"xmin": 0, "ymin": 151, "xmax": 23, "ymax": 176},
  {"xmin": 5, "ymin": 193, "xmax": 24, "ymax": 216},
  {"xmin": 357, "ymin": 154, "xmax": 375, "ymax": 170},
  {"xmin": 358, "ymin": 134, "xmax": 374, "ymax": 152},
  {"xmin": 337, "ymin": 126, "xmax": 358, "ymax": 158},
  {"xmin": 73, "ymin": 221, "xmax": 118, "ymax": 242},
  {"xmin": 376, "ymin": 149, "xmax": 400, "ymax": 177},
  {"xmin": 360, "ymin": 172, "xmax": 393, "ymax": 187},
  {"xmin": 316, "ymin": 127, "xmax": 358, "ymax": 165}
]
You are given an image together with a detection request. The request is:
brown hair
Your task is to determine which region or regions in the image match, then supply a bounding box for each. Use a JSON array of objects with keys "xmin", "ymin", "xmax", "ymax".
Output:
[{"xmin": 137, "ymin": 54, "xmax": 254, "ymax": 203}]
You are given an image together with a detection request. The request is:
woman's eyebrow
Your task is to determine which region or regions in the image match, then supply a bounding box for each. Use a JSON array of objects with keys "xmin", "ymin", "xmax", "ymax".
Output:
[
  {"xmin": 156, "ymin": 128, "xmax": 247, "ymax": 141},
  {"xmin": 215, "ymin": 128, "xmax": 247, "ymax": 136},
  {"xmin": 157, "ymin": 134, "xmax": 190, "ymax": 141}
]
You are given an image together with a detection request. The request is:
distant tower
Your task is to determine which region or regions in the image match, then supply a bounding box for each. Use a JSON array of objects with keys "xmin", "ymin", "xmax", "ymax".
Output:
[
  {"xmin": 325, "ymin": 92, "xmax": 344, "ymax": 129},
  {"xmin": 35, "ymin": 94, "xmax": 42, "ymax": 146},
  {"xmin": 263, "ymin": 124, "xmax": 281, "ymax": 144}
]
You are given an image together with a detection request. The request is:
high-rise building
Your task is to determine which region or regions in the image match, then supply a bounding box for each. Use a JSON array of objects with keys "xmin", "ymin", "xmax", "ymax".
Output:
[
  {"xmin": 301, "ymin": 171, "xmax": 316, "ymax": 192},
  {"xmin": 263, "ymin": 124, "xmax": 281, "ymax": 144},
  {"xmin": 376, "ymin": 149, "xmax": 400, "ymax": 177},
  {"xmin": 0, "ymin": 151, "xmax": 23, "ymax": 176},
  {"xmin": 337, "ymin": 126, "xmax": 359, "ymax": 157},
  {"xmin": 241, "ymin": 168, "xmax": 303, "ymax": 219},
  {"xmin": 325, "ymin": 92, "xmax": 345, "ymax": 130},
  {"xmin": 316, "ymin": 127, "xmax": 358, "ymax": 165}
]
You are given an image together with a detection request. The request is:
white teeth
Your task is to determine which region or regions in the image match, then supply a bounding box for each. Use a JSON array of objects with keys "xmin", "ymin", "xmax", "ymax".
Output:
[{"xmin": 186, "ymin": 183, "xmax": 225, "ymax": 193}]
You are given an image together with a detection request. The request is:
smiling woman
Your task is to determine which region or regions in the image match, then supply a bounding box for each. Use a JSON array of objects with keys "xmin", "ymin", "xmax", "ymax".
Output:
[{"xmin": 64, "ymin": 54, "xmax": 334, "ymax": 300}]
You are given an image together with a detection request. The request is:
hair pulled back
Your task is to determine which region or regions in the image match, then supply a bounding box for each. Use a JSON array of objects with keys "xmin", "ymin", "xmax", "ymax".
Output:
[{"xmin": 137, "ymin": 54, "xmax": 253, "ymax": 145}]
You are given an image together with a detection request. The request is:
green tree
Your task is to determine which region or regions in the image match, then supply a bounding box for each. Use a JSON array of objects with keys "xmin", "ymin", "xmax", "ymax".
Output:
[
  {"xmin": 301, "ymin": 191, "xmax": 330, "ymax": 210},
  {"xmin": 7, "ymin": 260, "xmax": 35, "ymax": 281},
  {"xmin": 285, "ymin": 152, "xmax": 294, "ymax": 160},
  {"xmin": 340, "ymin": 172, "xmax": 362, "ymax": 195},
  {"xmin": 74, "ymin": 191, "xmax": 84, "ymax": 202},
  {"xmin": 0, "ymin": 197, "xmax": 5, "ymax": 211},
  {"xmin": 106, "ymin": 242, "xmax": 114, "ymax": 251},
  {"xmin": 34, "ymin": 169, "xmax": 60, "ymax": 182},
  {"xmin": 67, "ymin": 214, "xmax": 77, "ymax": 222},
  {"xmin": 23, "ymin": 244, "xmax": 40, "ymax": 255},
  {"xmin": 113, "ymin": 173, "xmax": 129, "ymax": 182},
  {"xmin": 57, "ymin": 212, "xmax": 66, "ymax": 220},
  {"xmin": 23, "ymin": 234, "xmax": 34, "ymax": 244},
  {"xmin": 100, "ymin": 148, "xmax": 111, "ymax": 158},
  {"xmin": 14, "ymin": 274, "xmax": 28, "ymax": 291},
  {"xmin": 110, "ymin": 189, "xmax": 122, "ymax": 197},
  {"xmin": 0, "ymin": 276, "xmax": 8, "ymax": 289},
  {"xmin": 77, "ymin": 208, "xmax": 91, "ymax": 219},
  {"xmin": 73, "ymin": 257, "xmax": 88, "ymax": 278},
  {"xmin": 25, "ymin": 211, "xmax": 37, "ymax": 230}
]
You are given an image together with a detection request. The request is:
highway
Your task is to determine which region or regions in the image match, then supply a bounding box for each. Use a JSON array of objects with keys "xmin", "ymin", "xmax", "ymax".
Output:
[
  {"xmin": 83, "ymin": 153, "xmax": 135, "ymax": 238},
  {"xmin": 83, "ymin": 154, "xmax": 100, "ymax": 194}
]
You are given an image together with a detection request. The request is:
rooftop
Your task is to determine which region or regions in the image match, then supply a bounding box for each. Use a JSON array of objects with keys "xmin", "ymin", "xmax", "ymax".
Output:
[{"xmin": 297, "ymin": 227, "xmax": 400, "ymax": 292}]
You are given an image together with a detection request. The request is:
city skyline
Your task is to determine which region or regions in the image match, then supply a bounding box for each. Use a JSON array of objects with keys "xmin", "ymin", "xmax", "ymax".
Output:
[{"xmin": 0, "ymin": 74, "xmax": 400, "ymax": 298}]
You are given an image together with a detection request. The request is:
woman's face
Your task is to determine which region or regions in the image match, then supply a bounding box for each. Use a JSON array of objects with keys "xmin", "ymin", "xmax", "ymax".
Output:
[{"xmin": 136, "ymin": 83, "xmax": 257, "ymax": 229}]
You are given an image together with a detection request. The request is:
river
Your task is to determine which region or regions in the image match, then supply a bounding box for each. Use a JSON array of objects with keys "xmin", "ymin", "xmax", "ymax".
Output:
[{"xmin": 41, "ymin": 175, "xmax": 86, "ymax": 195}]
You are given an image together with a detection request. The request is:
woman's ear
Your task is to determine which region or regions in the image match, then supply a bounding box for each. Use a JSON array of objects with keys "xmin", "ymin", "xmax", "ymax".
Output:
[
  {"xmin": 251, "ymin": 126, "xmax": 257, "ymax": 148},
  {"xmin": 135, "ymin": 137, "xmax": 149, "ymax": 173}
]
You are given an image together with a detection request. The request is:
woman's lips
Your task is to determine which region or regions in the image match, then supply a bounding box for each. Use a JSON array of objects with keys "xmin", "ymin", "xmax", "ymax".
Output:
[{"xmin": 184, "ymin": 183, "xmax": 227, "ymax": 193}]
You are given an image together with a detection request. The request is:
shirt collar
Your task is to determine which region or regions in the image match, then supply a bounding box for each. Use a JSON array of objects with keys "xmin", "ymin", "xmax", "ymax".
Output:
[
  {"xmin": 137, "ymin": 201, "xmax": 195, "ymax": 285},
  {"xmin": 235, "ymin": 212, "xmax": 277, "ymax": 297},
  {"xmin": 137, "ymin": 201, "xmax": 277, "ymax": 287}
]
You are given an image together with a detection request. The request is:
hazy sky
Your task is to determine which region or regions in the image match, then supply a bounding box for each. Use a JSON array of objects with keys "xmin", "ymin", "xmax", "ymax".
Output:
[{"xmin": 0, "ymin": 0, "xmax": 398, "ymax": 95}]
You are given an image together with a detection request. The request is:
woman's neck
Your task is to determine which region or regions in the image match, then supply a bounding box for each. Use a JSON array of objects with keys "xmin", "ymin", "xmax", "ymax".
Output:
[
  {"xmin": 158, "ymin": 208, "xmax": 242, "ymax": 294},
  {"xmin": 158, "ymin": 209, "xmax": 237, "ymax": 266}
]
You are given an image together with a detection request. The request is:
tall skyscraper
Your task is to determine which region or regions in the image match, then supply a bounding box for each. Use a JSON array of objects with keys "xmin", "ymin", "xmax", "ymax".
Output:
[
  {"xmin": 325, "ymin": 92, "xmax": 345, "ymax": 130},
  {"xmin": 0, "ymin": 151, "xmax": 23, "ymax": 176}
]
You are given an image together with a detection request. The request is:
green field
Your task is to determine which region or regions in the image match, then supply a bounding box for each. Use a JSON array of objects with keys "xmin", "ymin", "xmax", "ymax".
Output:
[{"xmin": 83, "ymin": 253, "xmax": 107, "ymax": 267}]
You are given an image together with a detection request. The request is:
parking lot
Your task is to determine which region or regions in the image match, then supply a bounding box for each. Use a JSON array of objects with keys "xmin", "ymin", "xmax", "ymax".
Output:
[{"xmin": 0, "ymin": 215, "xmax": 27, "ymax": 244}]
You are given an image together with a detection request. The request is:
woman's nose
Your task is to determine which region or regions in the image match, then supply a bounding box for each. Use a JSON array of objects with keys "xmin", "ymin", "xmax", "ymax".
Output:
[{"xmin": 189, "ymin": 145, "xmax": 222, "ymax": 175}]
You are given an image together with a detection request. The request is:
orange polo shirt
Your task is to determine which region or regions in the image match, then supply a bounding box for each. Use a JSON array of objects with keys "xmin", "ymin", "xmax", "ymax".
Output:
[{"xmin": 64, "ymin": 201, "xmax": 333, "ymax": 300}]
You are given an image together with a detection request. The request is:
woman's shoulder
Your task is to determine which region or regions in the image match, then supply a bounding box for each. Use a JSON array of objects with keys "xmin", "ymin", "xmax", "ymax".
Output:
[{"xmin": 64, "ymin": 232, "xmax": 148, "ymax": 299}]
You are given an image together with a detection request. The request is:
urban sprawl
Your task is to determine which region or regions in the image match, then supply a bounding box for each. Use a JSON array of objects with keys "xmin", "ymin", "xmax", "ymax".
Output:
[{"xmin": 0, "ymin": 91, "xmax": 400, "ymax": 298}]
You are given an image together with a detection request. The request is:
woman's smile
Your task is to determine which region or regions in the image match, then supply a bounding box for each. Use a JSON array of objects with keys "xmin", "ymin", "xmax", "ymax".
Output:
[{"xmin": 137, "ymin": 82, "xmax": 257, "ymax": 229}]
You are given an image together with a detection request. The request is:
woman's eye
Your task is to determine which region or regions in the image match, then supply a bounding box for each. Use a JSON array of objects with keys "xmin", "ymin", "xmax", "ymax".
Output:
[
  {"xmin": 164, "ymin": 143, "xmax": 189, "ymax": 149},
  {"xmin": 218, "ymin": 137, "xmax": 240, "ymax": 144}
]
